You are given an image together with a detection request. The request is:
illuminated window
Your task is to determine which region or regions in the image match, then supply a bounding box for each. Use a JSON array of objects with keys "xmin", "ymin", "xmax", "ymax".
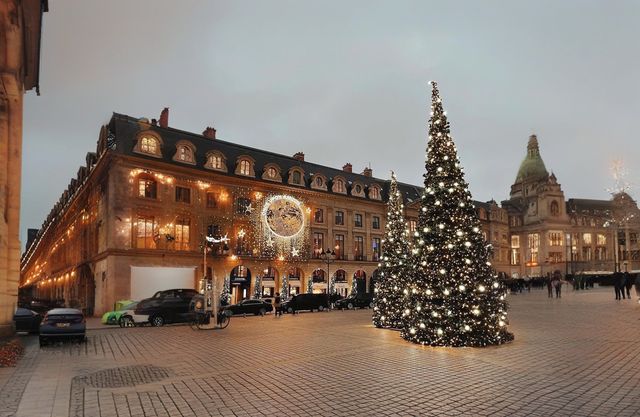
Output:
[
  {"xmin": 209, "ymin": 154, "xmax": 223, "ymax": 169},
  {"xmin": 549, "ymin": 252, "xmax": 563, "ymax": 263},
  {"xmin": 354, "ymin": 236, "xmax": 364, "ymax": 260},
  {"xmin": 313, "ymin": 233, "xmax": 324, "ymax": 258},
  {"xmin": 372, "ymin": 238, "xmax": 381, "ymax": 261},
  {"xmin": 314, "ymin": 208, "xmax": 324, "ymax": 223},
  {"xmin": 597, "ymin": 234, "xmax": 607, "ymax": 246},
  {"xmin": 140, "ymin": 137, "xmax": 158, "ymax": 154},
  {"xmin": 136, "ymin": 216, "xmax": 156, "ymax": 249},
  {"xmin": 138, "ymin": 178, "xmax": 157, "ymax": 199},
  {"xmin": 528, "ymin": 233, "xmax": 539, "ymax": 263},
  {"xmin": 175, "ymin": 218, "xmax": 190, "ymax": 250},
  {"xmin": 583, "ymin": 233, "xmax": 592, "ymax": 245},
  {"xmin": 335, "ymin": 234, "xmax": 344, "ymax": 259},
  {"xmin": 239, "ymin": 160, "xmax": 251, "ymax": 176},
  {"xmin": 178, "ymin": 146, "xmax": 193, "ymax": 163},
  {"xmin": 269, "ymin": 167, "xmax": 277, "ymax": 178},
  {"xmin": 369, "ymin": 186, "xmax": 381, "ymax": 200},
  {"xmin": 408, "ymin": 220, "xmax": 417, "ymax": 233},
  {"xmin": 549, "ymin": 231, "xmax": 564, "ymax": 246}
]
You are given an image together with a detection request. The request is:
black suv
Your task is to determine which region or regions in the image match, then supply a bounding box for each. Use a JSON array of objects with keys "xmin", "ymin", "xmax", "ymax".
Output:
[
  {"xmin": 335, "ymin": 293, "xmax": 374, "ymax": 310},
  {"xmin": 282, "ymin": 294, "xmax": 329, "ymax": 313},
  {"xmin": 134, "ymin": 288, "xmax": 198, "ymax": 326}
]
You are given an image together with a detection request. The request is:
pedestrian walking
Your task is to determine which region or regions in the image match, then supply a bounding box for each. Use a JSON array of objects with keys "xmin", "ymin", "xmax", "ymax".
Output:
[
  {"xmin": 624, "ymin": 271, "xmax": 633, "ymax": 299},
  {"xmin": 635, "ymin": 273, "xmax": 640, "ymax": 304},
  {"xmin": 274, "ymin": 292, "xmax": 282, "ymax": 317},
  {"xmin": 546, "ymin": 275, "xmax": 553, "ymax": 298},
  {"xmin": 552, "ymin": 272, "xmax": 562, "ymax": 298},
  {"xmin": 614, "ymin": 272, "xmax": 624, "ymax": 300}
]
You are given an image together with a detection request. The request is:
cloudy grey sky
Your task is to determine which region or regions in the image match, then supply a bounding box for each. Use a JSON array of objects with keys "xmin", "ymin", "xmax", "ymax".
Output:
[{"xmin": 21, "ymin": 0, "xmax": 639, "ymax": 246}]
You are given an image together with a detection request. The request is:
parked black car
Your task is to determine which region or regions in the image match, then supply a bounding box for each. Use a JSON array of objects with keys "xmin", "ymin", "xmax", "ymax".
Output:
[
  {"xmin": 335, "ymin": 293, "xmax": 374, "ymax": 310},
  {"xmin": 39, "ymin": 308, "xmax": 86, "ymax": 346},
  {"xmin": 134, "ymin": 288, "xmax": 199, "ymax": 327},
  {"xmin": 13, "ymin": 308, "xmax": 42, "ymax": 333},
  {"xmin": 282, "ymin": 294, "xmax": 329, "ymax": 313},
  {"xmin": 224, "ymin": 299, "xmax": 274, "ymax": 316}
]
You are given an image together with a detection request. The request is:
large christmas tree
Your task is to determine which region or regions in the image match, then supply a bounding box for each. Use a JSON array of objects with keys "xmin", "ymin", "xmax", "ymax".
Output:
[
  {"xmin": 401, "ymin": 82, "xmax": 513, "ymax": 347},
  {"xmin": 372, "ymin": 172, "xmax": 409, "ymax": 329}
]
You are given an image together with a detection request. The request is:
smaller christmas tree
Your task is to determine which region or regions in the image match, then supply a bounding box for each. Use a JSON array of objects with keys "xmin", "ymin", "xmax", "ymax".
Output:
[
  {"xmin": 307, "ymin": 276, "xmax": 313, "ymax": 293},
  {"xmin": 350, "ymin": 276, "xmax": 358, "ymax": 297},
  {"xmin": 329, "ymin": 274, "xmax": 336, "ymax": 295},
  {"xmin": 372, "ymin": 172, "xmax": 410, "ymax": 329},
  {"xmin": 253, "ymin": 276, "xmax": 262, "ymax": 299}
]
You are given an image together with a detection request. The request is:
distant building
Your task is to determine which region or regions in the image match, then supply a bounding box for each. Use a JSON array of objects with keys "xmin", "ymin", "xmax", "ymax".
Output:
[
  {"xmin": 503, "ymin": 135, "xmax": 639, "ymax": 278},
  {"xmin": 1, "ymin": 0, "xmax": 47, "ymax": 335},
  {"xmin": 19, "ymin": 110, "xmax": 512, "ymax": 315}
]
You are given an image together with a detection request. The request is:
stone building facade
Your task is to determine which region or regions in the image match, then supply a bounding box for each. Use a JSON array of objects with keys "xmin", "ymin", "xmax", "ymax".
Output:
[
  {"xmin": 503, "ymin": 135, "xmax": 640, "ymax": 278},
  {"xmin": 19, "ymin": 110, "xmax": 511, "ymax": 315},
  {"xmin": 1, "ymin": 0, "xmax": 47, "ymax": 335}
]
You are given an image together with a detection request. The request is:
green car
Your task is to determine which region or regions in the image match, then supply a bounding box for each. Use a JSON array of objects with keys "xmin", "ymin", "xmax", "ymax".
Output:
[{"xmin": 101, "ymin": 300, "xmax": 137, "ymax": 325}]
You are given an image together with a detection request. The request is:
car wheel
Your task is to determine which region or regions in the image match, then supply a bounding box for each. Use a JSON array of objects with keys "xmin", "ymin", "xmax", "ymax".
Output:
[
  {"xmin": 119, "ymin": 316, "xmax": 135, "ymax": 328},
  {"xmin": 369, "ymin": 302, "xmax": 374, "ymax": 309},
  {"xmin": 347, "ymin": 302, "xmax": 354, "ymax": 310},
  {"xmin": 259, "ymin": 308, "xmax": 266, "ymax": 316},
  {"xmin": 150, "ymin": 315, "xmax": 165, "ymax": 327},
  {"xmin": 318, "ymin": 305, "xmax": 324, "ymax": 312},
  {"xmin": 287, "ymin": 307, "xmax": 293, "ymax": 314}
]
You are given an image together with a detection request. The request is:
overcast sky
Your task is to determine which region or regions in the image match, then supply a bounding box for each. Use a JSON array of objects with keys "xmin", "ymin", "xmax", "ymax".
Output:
[{"xmin": 21, "ymin": 0, "xmax": 639, "ymax": 246}]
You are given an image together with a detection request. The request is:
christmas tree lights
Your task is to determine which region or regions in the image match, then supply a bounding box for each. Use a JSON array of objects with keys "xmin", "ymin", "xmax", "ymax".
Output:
[
  {"xmin": 372, "ymin": 172, "xmax": 410, "ymax": 329},
  {"xmin": 400, "ymin": 81, "xmax": 513, "ymax": 347}
]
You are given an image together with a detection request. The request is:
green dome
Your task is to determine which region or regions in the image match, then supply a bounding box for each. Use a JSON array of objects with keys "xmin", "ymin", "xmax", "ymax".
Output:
[{"xmin": 515, "ymin": 135, "xmax": 549, "ymax": 183}]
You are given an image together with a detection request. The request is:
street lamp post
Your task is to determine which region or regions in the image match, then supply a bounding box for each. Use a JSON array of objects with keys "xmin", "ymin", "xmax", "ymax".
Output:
[{"xmin": 319, "ymin": 248, "xmax": 336, "ymax": 301}]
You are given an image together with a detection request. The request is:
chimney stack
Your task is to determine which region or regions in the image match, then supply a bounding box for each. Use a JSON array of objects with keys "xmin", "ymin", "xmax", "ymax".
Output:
[
  {"xmin": 293, "ymin": 152, "xmax": 305, "ymax": 162},
  {"xmin": 362, "ymin": 167, "xmax": 372, "ymax": 177},
  {"xmin": 159, "ymin": 107, "xmax": 169, "ymax": 128},
  {"xmin": 203, "ymin": 126, "xmax": 216, "ymax": 139},
  {"xmin": 342, "ymin": 163, "xmax": 352, "ymax": 173}
]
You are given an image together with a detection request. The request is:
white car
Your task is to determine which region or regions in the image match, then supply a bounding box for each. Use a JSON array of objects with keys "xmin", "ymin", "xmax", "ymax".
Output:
[{"xmin": 118, "ymin": 309, "xmax": 149, "ymax": 327}]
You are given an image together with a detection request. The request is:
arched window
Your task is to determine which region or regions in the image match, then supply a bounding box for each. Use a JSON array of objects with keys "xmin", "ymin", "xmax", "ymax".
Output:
[
  {"xmin": 292, "ymin": 171, "xmax": 302, "ymax": 184},
  {"xmin": 352, "ymin": 182, "xmax": 365, "ymax": 197},
  {"xmin": 332, "ymin": 178, "xmax": 346, "ymax": 194},
  {"xmin": 240, "ymin": 160, "xmax": 251, "ymax": 176},
  {"xmin": 550, "ymin": 201, "xmax": 560, "ymax": 216},
  {"xmin": 316, "ymin": 177, "xmax": 323, "ymax": 187},
  {"xmin": 269, "ymin": 167, "xmax": 277, "ymax": 178},
  {"xmin": 178, "ymin": 146, "xmax": 193, "ymax": 163},
  {"xmin": 262, "ymin": 164, "xmax": 282, "ymax": 182},
  {"xmin": 140, "ymin": 137, "xmax": 158, "ymax": 154},
  {"xmin": 369, "ymin": 185, "xmax": 381, "ymax": 200},
  {"xmin": 205, "ymin": 151, "xmax": 227, "ymax": 172}
]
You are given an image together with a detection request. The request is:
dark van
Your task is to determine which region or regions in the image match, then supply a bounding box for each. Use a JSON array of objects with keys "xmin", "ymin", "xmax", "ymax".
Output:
[{"xmin": 282, "ymin": 294, "xmax": 329, "ymax": 313}]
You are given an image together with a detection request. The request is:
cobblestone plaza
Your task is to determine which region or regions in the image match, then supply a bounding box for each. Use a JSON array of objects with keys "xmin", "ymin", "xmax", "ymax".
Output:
[{"xmin": 2, "ymin": 287, "xmax": 640, "ymax": 417}]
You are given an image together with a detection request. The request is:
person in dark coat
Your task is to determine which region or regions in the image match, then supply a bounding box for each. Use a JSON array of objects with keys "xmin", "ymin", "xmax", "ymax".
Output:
[
  {"xmin": 635, "ymin": 273, "xmax": 640, "ymax": 304},
  {"xmin": 624, "ymin": 272, "xmax": 633, "ymax": 299},
  {"xmin": 614, "ymin": 272, "xmax": 625, "ymax": 300}
]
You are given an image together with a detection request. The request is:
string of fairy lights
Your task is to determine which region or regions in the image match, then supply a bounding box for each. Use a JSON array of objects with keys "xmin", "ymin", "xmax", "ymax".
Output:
[{"xmin": 373, "ymin": 82, "xmax": 513, "ymax": 347}]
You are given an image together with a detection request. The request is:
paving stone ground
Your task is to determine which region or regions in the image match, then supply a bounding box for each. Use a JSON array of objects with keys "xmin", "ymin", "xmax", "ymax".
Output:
[{"xmin": 2, "ymin": 285, "xmax": 640, "ymax": 416}]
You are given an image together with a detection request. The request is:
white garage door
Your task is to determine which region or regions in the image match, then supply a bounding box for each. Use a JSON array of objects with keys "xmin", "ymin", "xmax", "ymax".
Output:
[{"xmin": 130, "ymin": 266, "xmax": 196, "ymax": 301}]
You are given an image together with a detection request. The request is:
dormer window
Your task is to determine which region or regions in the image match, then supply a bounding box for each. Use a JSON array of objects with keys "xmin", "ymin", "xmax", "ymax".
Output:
[
  {"xmin": 178, "ymin": 146, "xmax": 193, "ymax": 163},
  {"xmin": 332, "ymin": 177, "xmax": 347, "ymax": 194},
  {"xmin": 141, "ymin": 137, "xmax": 158, "ymax": 154},
  {"xmin": 351, "ymin": 181, "xmax": 365, "ymax": 197},
  {"xmin": 205, "ymin": 151, "xmax": 227, "ymax": 172},
  {"xmin": 172, "ymin": 140, "xmax": 196, "ymax": 165},
  {"xmin": 369, "ymin": 185, "xmax": 381, "ymax": 200},
  {"xmin": 288, "ymin": 168, "xmax": 305, "ymax": 186},
  {"xmin": 240, "ymin": 160, "xmax": 251, "ymax": 175},
  {"xmin": 235, "ymin": 156, "xmax": 256, "ymax": 177},
  {"xmin": 311, "ymin": 174, "xmax": 328, "ymax": 191},
  {"xmin": 262, "ymin": 164, "xmax": 282, "ymax": 182},
  {"xmin": 134, "ymin": 133, "xmax": 163, "ymax": 158}
]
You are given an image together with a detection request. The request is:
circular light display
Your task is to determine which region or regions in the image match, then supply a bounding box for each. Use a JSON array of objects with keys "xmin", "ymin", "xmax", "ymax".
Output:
[{"xmin": 262, "ymin": 195, "xmax": 305, "ymax": 238}]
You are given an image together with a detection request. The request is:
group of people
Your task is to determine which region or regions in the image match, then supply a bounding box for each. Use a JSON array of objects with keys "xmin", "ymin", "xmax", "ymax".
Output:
[
  {"xmin": 612, "ymin": 271, "xmax": 640, "ymax": 302},
  {"xmin": 546, "ymin": 271, "xmax": 566, "ymax": 298}
]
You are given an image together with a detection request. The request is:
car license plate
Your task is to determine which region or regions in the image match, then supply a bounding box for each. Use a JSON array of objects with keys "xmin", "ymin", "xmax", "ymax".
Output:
[{"xmin": 56, "ymin": 323, "xmax": 70, "ymax": 328}]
